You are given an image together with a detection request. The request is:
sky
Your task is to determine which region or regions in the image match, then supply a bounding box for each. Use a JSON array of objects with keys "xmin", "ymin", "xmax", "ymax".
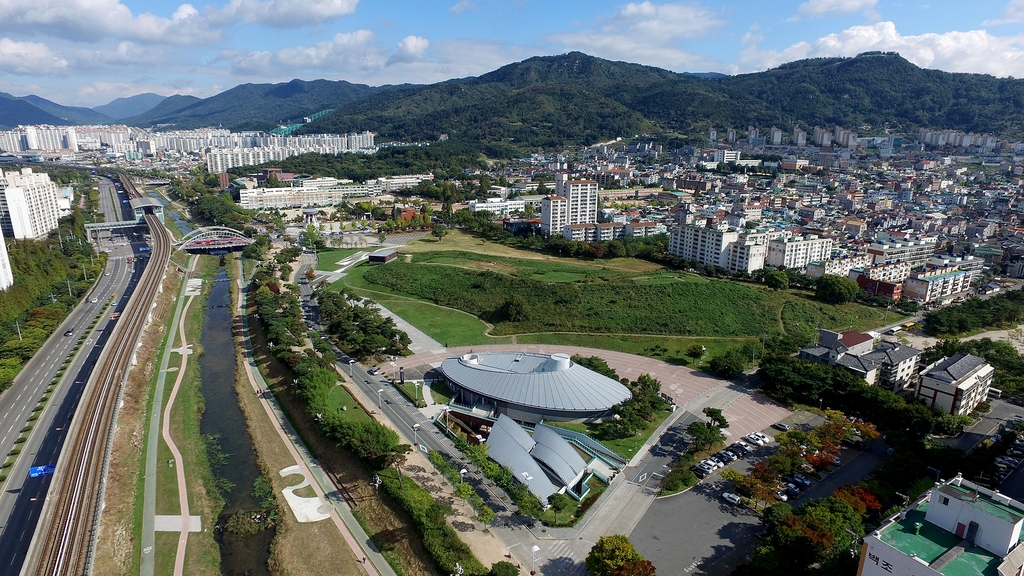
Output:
[{"xmin": 2, "ymin": 0, "xmax": 1024, "ymax": 107}]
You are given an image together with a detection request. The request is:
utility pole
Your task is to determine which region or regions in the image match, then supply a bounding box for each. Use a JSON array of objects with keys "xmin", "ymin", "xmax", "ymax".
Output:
[
  {"xmin": 14, "ymin": 320, "xmax": 22, "ymax": 340},
  {"xmin": 66, "ymin": 278, "xmax": 73, "ymax": 297}
]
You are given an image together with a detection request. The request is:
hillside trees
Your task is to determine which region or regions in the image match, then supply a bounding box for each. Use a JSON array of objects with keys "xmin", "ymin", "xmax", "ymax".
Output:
[{"xmin": 815, "ymin": 275, "xmax": 860, "ymax": 305}]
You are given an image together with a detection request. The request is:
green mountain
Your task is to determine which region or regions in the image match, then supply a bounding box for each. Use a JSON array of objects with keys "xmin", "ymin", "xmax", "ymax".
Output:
[
  {"xmin": 17, "ymin": 95, "xmax": 112, "ymax": 125},
  {"xmin": 122, "ymin": 79, "xmax": 384, "ymax": 131},
  {"xmin": 305, "ymin": 51, "xmax": 1024, "ymax": 147},
  {"xmin": 0, "ymin": 93, "xmax": 73, "ymax": 131},
  {"xmin": 122, "ymin": 95, "xmax": 202, "ymax": 127},
  {"xmin": 93, "ymin": 93, "xmax": 166, "ymax": 119}
]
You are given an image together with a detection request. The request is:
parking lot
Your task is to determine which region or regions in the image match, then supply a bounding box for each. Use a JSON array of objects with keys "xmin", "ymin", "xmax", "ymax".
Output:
[{"xmin": 631, "ymin": 411, "xmax": 887, "ymax": 574}]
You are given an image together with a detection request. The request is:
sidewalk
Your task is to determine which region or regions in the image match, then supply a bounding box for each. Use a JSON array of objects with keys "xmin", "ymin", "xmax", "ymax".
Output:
[{"xmin": 238, "ymin": 260, "xmax": 393, "ymax": 576}]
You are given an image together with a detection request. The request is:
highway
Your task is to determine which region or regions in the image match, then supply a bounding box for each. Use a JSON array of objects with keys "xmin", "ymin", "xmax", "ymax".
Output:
[
  {"xmin": 0, "ymin": 176, "xmax": 143, "ymax": 575},
  {"xmin": 14, "ymin": 173, "xmax": 171, "ymax": 576}
]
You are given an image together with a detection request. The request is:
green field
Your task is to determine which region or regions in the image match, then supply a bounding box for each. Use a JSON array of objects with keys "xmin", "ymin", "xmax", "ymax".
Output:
[
  {"xmin": 326, "ymin": 384, "xmax": 372, "ymax": 422},
  {"xmin": 315, "ymin": 248, "xmax": 364, "ymax": 271},
  {"xmin": 335, "ymin": 246, "xmax": 903, "ymax": 362}
]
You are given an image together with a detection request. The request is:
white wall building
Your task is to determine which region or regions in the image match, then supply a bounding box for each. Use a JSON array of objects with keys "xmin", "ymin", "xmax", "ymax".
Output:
[
  {"xmin": 468, "ymin": 198, "xmax": 526, "ymax": 218},
  {"xmin": 0, "ymin": 168, "xmax": 60, "ymax": 239},
  {"xmin": 766, "ymin": 235, "xmax": 833, "ymax": 269},
  {"xmin": 0, "ymin": 227, "xmax": 13, "ymax": 290},
  {"xmin": 916, "ymin": 353, "xmax": 994, "ymax": 416},
  {"xmin": 540, "ymin": 196, "xmax": 567, "ymax": 238}
]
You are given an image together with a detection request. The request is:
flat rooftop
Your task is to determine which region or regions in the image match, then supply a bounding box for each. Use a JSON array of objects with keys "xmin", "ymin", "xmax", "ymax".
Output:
[{"xmin": 877, "ymin": 500, "xmax": 1001, "ymax": 576}]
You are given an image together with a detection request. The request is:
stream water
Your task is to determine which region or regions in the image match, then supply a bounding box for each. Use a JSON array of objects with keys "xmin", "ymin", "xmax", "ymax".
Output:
[{"xmin": 197, "ymin": 264, "xmax": 273, "ymax": 575}]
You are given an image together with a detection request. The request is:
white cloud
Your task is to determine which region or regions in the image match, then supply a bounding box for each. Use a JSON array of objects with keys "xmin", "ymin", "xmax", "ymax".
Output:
[
  {"xmin": 208, "ymin": 0, "xmax": 359, "ymax": 28},
  {"xmin": 546, "ymin": 1, "xmax": 725, "ymax": 71},
  {"xmin": 744, "ymin": 21, "xmax": 1024, "ymax": 77},
  {"xmin": 387, "ymin": 35, "xmax": 429, "ymax": 65},
  {"xmin": 0, "ymin": 0, "xmax": 218, "ymax": 45},
  {"xmin": 797, "ymin": 0, "xmax": 878, "ymax": 17},
  {"xmin": 229, "ymin": 30, "xmax": 384, "ymax": 76},
  {"xmin": 448, "ymin": 0, "xmax": 478, "ymax": 14},
  {"xmin": 0, "ymin": 38, "xmax": 67, "ymax": 75},
  {"xmin": 984, "ymin": 0, "xmax": 1024, "ymax": 25}
]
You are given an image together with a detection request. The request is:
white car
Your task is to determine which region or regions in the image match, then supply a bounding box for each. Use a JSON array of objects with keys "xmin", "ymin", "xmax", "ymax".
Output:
[
  {"xmin": 746, "ymin": 434, "xmax": 766, "ymax": 446},
  {"xmin": 722, "ymin": 492, "xmax": 742, "ymax": 505},
  {"xmin": 90, "ymin": 297, "xmax": 98, "ymax": 303}
]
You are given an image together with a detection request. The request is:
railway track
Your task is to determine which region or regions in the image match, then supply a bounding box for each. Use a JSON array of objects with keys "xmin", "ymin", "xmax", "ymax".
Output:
[{"xmin": 21, "ymin": 172, "xmax": 172, "ymax": 576}]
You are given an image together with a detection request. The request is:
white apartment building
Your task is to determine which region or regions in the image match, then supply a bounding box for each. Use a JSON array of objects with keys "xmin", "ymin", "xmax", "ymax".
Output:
[
  {"xmin": 0, "ymin": 227, "xmax": 13, "ymax": 290},
  {"xmin": 559, "ymin": 174, "xmax": 598, "ymax": 226},
  {"xmin": 468, "ymin": 198, "xmax": 526, "ymax": 218},
  {"xmin": 669, "ymin": 222, "xmax": 771, "ymax": 273},
  {"xmin": 540, "ymin": 196, "xmax": 567, "ymax": 238},
  {"xmin": 904, "ymin": 266, "xmax": 974, "ymax": 304},
  {"xmin": 239, "ymin": 181, "xmax": 381, "ymax": 209},
  {"xmin": 766, "ymin": 235, "xmax": 833, "ymax": 269},
  {"xmin": 866, "ymin": 236, "xmax": 939, "ymax": 267},
  {"xmin": 805, "ymin": 254, "xmax": 872, "ymax": 279},
  {"xmin": 0, "ymin": 168, "xmax": 60, "ymax": 239},
  {"xmin": 850, "ymin": 260, "xmax": 913, "ymax": 284},
  {"xmin": 540, "ymin": 174, "xmax": 598, "ymax": 238},
  {"xmin": 916, "ymin": 353, "xmax": 994, "ymax": 416}
]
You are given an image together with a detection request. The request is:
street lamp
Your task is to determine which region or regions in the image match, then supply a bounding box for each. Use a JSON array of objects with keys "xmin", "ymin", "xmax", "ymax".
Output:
[
  {"xmin": 413, "ymin": 423, "xmax": 420, "ymax": 446},
  {"xmin": 378, "ymin": 388, "xmax": 384, "ymax": 409},
  {"xmin": 530, "ymin": 544, "xmax": 541, "ymax": 575},
  {"xmin": 348, "ymin": 358, "xmax": 355, "ymax": 376},
  {"xmin": 459, "ymin": 468, "xmax": 467, "ymax": 482}
]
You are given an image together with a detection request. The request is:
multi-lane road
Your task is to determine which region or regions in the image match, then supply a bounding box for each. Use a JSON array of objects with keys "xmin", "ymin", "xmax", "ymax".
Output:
[{"xmin": 0, "ymin": 175, "xmax": 155, "ymax": 575}]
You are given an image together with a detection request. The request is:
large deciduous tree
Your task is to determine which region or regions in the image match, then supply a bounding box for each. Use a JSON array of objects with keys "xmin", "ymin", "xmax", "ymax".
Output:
[{"xmin": 585, "ymin": 535, "xmax": 646, "ymax": 576}]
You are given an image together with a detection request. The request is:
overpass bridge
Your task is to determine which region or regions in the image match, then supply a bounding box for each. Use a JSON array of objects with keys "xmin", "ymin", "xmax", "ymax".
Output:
[{"xmin": 174, "ymin": 226, "xmax": 253, "ymax": 251}]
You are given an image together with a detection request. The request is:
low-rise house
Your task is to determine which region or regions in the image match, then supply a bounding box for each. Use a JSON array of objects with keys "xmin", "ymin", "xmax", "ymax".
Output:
[{"xmin": 915, "ymin": 353, "xmax": 994, "ymax": 415}]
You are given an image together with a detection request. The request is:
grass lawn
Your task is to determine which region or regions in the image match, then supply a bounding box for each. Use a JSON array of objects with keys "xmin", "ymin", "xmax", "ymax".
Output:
[
  {"xmin": 550, "ymin": 408, "xmax": 674, "ymax": 461},
  {"xmin": 395, "ymin": 381, "xmax": 424, "ymax": 406},
  {"xmin": 377, "ymin": 298, "xmax": 512, "ymax": 347},
  {"xmin": 400, "ymin": 229, "xmax": 664, "ymax": 273},
  {"xmin": 514, "ymin": 333, "xmax": 751, "ymax": 367},
  {"xmin": 326, "ymin": 384, "xmax": 372, "ymax": 422},
  {"xmin": 315, "ymin": 248, "xmax": 363, "ymax": 271},
  {"xmin": 426, "ymin": 381, "xmax": 456, "ymax": 405},
  {"xmin": 539, "ymin": 477, "xmax": 608, "ymax": 527}
]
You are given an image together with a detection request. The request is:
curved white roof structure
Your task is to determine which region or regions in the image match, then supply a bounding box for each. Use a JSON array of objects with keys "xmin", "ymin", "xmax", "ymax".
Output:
[{"xmin": 438, "ymin": 352, "xmax": 631, "ymax": 414}]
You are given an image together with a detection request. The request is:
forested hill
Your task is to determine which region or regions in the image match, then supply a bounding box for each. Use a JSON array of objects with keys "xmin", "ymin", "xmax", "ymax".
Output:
[
  {"xmin": 303, "ymin": 51, "xmax": 1024, "ymax": 147},
  {"xmin": 122, "ymin": 79, "xmax": 388, "ymax": 131}
]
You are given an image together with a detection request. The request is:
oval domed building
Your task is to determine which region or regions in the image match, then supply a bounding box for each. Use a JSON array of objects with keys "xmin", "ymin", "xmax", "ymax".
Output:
[{"xmin": 436, "ymin": 351, "xmax": 632, "ymax": 424}]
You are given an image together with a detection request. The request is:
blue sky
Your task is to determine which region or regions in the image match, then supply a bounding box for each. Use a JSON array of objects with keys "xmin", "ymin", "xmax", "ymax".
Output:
[{"xmin": 1, "ymin": 0, "xmax": 1023, "ymax": 107}]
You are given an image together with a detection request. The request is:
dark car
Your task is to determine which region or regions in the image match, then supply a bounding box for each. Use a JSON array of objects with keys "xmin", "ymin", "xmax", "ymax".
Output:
[{"xmin": 64, "ymin": 328, "xmax": 74, "ymax": 336}]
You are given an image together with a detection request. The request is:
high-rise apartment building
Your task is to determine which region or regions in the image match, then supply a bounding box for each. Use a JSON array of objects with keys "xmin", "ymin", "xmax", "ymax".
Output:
[
  {"xmin": 540, "ymin": 174, "xmax": 598, "ymax": 238},
  {"xmin": 0, "ymin": 227, "xmax": 13, "ymax": 290},
  {"xmin": 0, "ymin": 168, "xmax": 59, "ymax": 239},
  {"xmin": 766, "ymin": 235, "xmax": 833, "ymax": 269}
]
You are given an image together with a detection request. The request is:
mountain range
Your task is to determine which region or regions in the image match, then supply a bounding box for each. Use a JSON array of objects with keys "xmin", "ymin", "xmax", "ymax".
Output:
[{"xmin": 3, "ymin": 51, "xmax": 1024, "ymax": 148}]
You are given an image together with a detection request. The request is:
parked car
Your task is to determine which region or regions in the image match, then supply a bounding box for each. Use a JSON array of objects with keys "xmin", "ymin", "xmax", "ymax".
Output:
[
  {"xmin": 773, "ymin": 422, "xmax": 791, "ymax": 432},
  {"xmin": 708, "ymin": 456, "xmax": 726, "ymax": 469},
  {"xmin": 754, "ymin": 432, "xmax": 772, "ymax": 444},
  {"xmin": 831, "ymin": 457, "xmax": 842, "ymax": 467},
  {"xmin": 717, "ymin": 450, "xmax": 737, "ymax": 463},
  {"xmin": 746, "ymin": 434, "xmax": 766, "ymax": 446},
  {"xmin": 793, "ymin": 473, "xmax": 813, "ymax": 488},
  {"xmin": 784, "ymin": 483, "xmax": 801, "ymax": 497},
  {"xmin": 692, "ymin": 464, "xmax": 713, "ymax": 478},
  {"xmin": 731, "ymin": 441, "xmax": 754, "ymax": 454},
  {"xmin": 722, "ymin": 492, "xmax": 742, "ymax": 505},
  {"xmin": 774, "ymin": 490, "xmax": 789, "ymax": 502}
]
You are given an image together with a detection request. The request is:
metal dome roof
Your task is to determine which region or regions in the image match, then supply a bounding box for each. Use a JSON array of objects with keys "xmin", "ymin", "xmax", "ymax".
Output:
[{"xmin": 439, "ymin": 351, "xmax": 631, "ymax": 413}]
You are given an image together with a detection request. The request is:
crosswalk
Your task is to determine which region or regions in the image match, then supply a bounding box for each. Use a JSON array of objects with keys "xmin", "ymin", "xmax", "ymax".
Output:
[{"xmin": 535, "ymin": 539, "xmax": 587, "ymax": 576}]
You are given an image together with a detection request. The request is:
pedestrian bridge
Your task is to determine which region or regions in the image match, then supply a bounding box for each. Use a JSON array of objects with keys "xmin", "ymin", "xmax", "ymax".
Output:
[{"xmin": 174, "ymin": 226, "xmax": 254, "ymax": 250}]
